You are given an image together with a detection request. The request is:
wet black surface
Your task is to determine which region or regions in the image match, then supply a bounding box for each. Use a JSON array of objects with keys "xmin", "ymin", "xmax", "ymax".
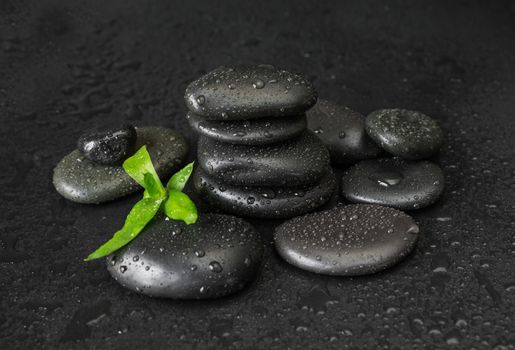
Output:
[
  {"xmin": 198, "ymin": 131, "xmax": 330, "ymax": 186},
  {"xmin": 341, "ymin": 158, "xmax": 445, "ymax": 210},
  {"xmin": 1, "ymin": 0, "xmax": 515, "ymax": 349},
  {"xmin": 107, "ymin": 214, "xmax": 263, "ymax": 300},
  {"xmin": 187, "ymin": 112, "xmax": 307, "ymax": 146},
  {"xmin": 274, "ymin": 204, "xmax": 420, "ymax": 276}
]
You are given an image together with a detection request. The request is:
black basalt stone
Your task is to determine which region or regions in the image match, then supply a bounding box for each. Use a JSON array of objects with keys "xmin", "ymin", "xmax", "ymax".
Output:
[
  {"xmin": 197, "ymin": 131, "xmax": 330, "ymax": 187},
  {"xmin": 187, "ymin": 112, "xmax": 307, "ymax": 145},
  {"xmin": 340, "ymin": 158, "xmax": 444, "ymax": 210},
  {"xmin": 274, "ymin": 204, "xmax": 420, "ymax": 276},
  {"xmin": 307, "ymin": 99, "xmax": 382, "ymax": 165},
  {"xmin": 106, "ymin": 214, "xmax": 263, "ymax": 299},
  {"xmin": 184, "ymin": 64, "xmax": 318, "ymax": 120},
  {"xmin": 77, "ymin": 125, "xmax": 137, "ymax": 165},
  {"xmin": 365, "ymin": 109, "xmax": 443, "ymax": 159},
  {"xmin": 193, "ymin": 167, "xmax": 337, "ymax": 219}
]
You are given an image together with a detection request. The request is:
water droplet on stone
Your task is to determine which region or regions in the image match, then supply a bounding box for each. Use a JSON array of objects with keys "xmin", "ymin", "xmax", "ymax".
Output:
[
  {"xmin": 252, "ymin": 79, "xmax": 265, "ymax": 89},
  {"xmin": 209, "ymin": 261, "xmax": 223, "ymax": 273},
  {"xmin": 196, "ymin": 95, "xmax": 205, "ymax": 105},
  {"xmin": 369, "ymin": 170, "xmax": 403, "ymax": 187}
]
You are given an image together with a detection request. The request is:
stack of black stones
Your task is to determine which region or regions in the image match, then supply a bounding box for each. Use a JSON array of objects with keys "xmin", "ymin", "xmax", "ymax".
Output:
[{"xmin": 185, "ymin": 65, "xmax": 336, "ymax": 218}]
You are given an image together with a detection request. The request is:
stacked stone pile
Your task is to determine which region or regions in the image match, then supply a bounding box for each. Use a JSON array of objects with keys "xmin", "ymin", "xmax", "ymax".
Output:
[{"xmin": 184, "ymin": 64, "xmax": 336, "ymax": 218}]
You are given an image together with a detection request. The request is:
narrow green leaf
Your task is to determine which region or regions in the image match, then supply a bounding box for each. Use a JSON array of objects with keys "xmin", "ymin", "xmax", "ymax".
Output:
[
  {"xmin": 143, "ymin": 173, "xmax": 165, "ymax": 199},
  {"xmin": 85, "ymin": 197, "xmax": 164, "ymax": 261},
  {"xmin": 163, "ymin": 189, "xmax": 198, "ymax": 225},
  {"xmin": 123, "ymin": 145, "xmax": 165, "ymax": 198},
  {"xmin": 167, "ymin": 162, "xmax": 194, "ymax": 192}
]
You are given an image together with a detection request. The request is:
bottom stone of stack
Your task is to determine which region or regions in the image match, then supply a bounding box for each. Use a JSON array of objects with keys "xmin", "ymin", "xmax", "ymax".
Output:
[{"xmin": 193, "ymin": 167, "xmax": 337, "ymax": 219}]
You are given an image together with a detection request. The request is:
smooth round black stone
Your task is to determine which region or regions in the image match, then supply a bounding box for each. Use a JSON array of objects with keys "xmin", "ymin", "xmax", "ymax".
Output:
[
  {"xmin": 106, "ymin": 214, "xmax": 263, "ymax": 299},
  {"xmin": 193, "ymin": 167, "xmax": 337, "ymax": 219},
  {"xmin": 184, "ymin": 64, "xmax": 317, "ymax": 120},
  {"xmin": 365, "ymin": 109, "xmax": 443, "ymax": 159},
  {"xmin": 197, "ymin": 131, "xmax": 330, "ymax": 187},
  {"xmin": 187, "ymin": 111, "xmax": 307, "ymax": 145},
  {"xmin": 274, "ymin": 204, "xmax": 420, "ymax": 276},
  {"xmin": 341, "ymin": 158, "xmax": 444, "ymax": 210},
  {"xmin": 77, "ymin": 124, "xmax": 137, "ymax": 165},
  {"xmin": 53, "ymin": 127, "xmax": 188, "ymax": 204},
  {"xmin": 306, "ymin": 99, "xmax": 382, "ymax": 165}
]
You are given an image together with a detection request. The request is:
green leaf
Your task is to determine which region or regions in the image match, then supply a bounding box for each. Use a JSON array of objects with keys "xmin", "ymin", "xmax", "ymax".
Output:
[
  {"xmin": 85, "ymin": 197, "xmax": 164, "ymax": 261},
  {"xmin": 85, "ymin": 151, "xmax": 199, "ymax": 262},
  {"xmin": 163, "ymin": 189, "xmax": 198, "ymax": 225},
  {"xmin": 167, "ymin": 162, "xmax": 194, "ymax": 192},
  {"xmin": 123, "ymin": 145, "xmax": 165, "ymax": 198},
  {"xmin": 142, "ymin": 173, "xmax": 164, "ymax": 199}
]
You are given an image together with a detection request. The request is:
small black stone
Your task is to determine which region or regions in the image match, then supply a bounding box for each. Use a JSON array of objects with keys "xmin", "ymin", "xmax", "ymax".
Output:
[
  {"xmin": 197, "ymin": 131, "xmax": 330, "ymax": 187},
  {"xmin": 185, "ymin": 64, "xmax": 317, "ymax": 120},
  {"xmin": 341, "ymin": 158, "xmax": 444, "ymax": 210},
  {"xmin": 187, "ymin": 112, "xmax": 307, "ymax": 145},
  {"xmin": 274, "ymin": 204, "xmax": 420, "ymax": 276},
  {"xmin": 365, "ymin": 109, "xmax": 443, "ymax": 159},
  {"xmin": 106, "ymin": 214, "xmax": 263, "ymax": 299},
  {"xmin": 307, "ymin": 99, "xmax": 382, "ymax": 165},
  {"xmin": 77, "ymin": 125, "xmax": 137, "ymax": 165},
  {"xmin": 193, "ymin": 167, "xmax": 336, "ymax": 219}
]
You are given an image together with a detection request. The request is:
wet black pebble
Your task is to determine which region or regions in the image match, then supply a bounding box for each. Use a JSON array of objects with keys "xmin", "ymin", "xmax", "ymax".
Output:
[
  {"xmin": 341, "ymin": 158, "xmax": 444, "ymax": 210},
  {"xmin": 274, "ymin": 204, "xmax": 420, "ymax": 276},
  {"xmin": 184, "ymin": 64, "xmax": 317, "ymax": 120},
  {"xmin": 77, "ymin": 125, "xmax": 137, "ymax": 165},
  {"xmin": 365, "ymin": 109, "xmax": 443, "ymax": 159},
  {"xmin": 193, "ymin": 167, "xmax": 336, "ymax": 219},
  {"xmin": 197, "ymin": 131, "xmax": 330, "ymax": 187},
  {"xmin": 53, "ymin": 127, "xmax": 188, "ymax": 204},
  {"xmin": 307, "ymin": 99, "xmax": 382, "ymax": 165},
  {"xmin": 187, "ymin": 112, "xmax": 307, "ymax": 145},
  {"xmin": 107, "ymin": 214, "xmax": 263, "ymax": 299}
]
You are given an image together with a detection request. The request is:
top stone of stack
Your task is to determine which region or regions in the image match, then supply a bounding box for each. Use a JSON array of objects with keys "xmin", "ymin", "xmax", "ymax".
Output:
[{"xmin": 184, "ymin": 64, "xmax": 318, "ymax": 120}]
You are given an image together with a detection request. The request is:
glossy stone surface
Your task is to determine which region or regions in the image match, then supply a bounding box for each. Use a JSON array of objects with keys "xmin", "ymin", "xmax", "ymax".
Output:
[
  {"xmin": 77, "ymin": 124, "xmax": 137, "ymax": 165},
  {"xmin": 341, "ymin": 158, "xmax": 444, "ymax": 210},
  {"xmin": 107, "ymin": 214, "xmax": 263, "ymax": 299},
  {"xmin": 193, "ymin": 167, "xmax": 336, "ymax": 219},
  {"xmin": 274, "ymin": 204, "xmax": 420, "ymax": 276},
  {"xmin": 197, "ymin": 131, "xmax": 330, "ymax": 187},
  {"xmin": 307, "ymin": 99, "xmax": 382, "ymax": 165},
  {"xmin": 53, "ymin": 127, "xmax": 188, "ymax": 204},
  {"xmin": 365, "ymin": 109, "xmax": 444, "ymax": 159},
  {"xmin": 187, "ymin": 112, "xmax": 307, "ymax": 145},
  {"xmin": 184, "ymin": 64, "xmax": 317, "ymax": 120}
]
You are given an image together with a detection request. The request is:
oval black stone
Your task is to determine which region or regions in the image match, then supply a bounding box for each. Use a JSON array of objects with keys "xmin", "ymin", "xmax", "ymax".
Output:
[
  {"xmin": 184, "ymin": 64, "xmax": 317, "ymax": 120},
  {"xmin": 365, "ymin": 109, "xmax": 443, "ymax": 159},
  {"xmin": 106, "ymin": 214, "xmax": 263, "ymax": 299},
  {"xmin": 274, "ymin": 204, "xmax": 420, "ymax": 276},
  {"xmin": 340, "ymin": 158, "xmax": 444, "ymax": 210},
  {"xmin": 193, "ymin": 167, "xmax": 336, "ymax": 219},
  {"xmin": 307, "ymin": 99, "xmax": 382, "ymax": 165},
  {"xmin": 53, "ymin": 127, "xmax": 188, "ymax": 204},
  {"xmin": 77, "ymin": 125, "xmax": 137, "ymax": 165},
  {"xmin": 187, "ymin": 112, "xmax": 307, "ymax": 145},
  {"xmin": 197, "ymin": 131, "xmax": 330, "ymax": 187}
]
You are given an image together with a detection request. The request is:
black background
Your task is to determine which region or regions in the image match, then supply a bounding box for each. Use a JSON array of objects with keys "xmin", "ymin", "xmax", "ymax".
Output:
[{"xmin": 1, "ymin": 0, "xmax": 515, "ymax": 349}]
